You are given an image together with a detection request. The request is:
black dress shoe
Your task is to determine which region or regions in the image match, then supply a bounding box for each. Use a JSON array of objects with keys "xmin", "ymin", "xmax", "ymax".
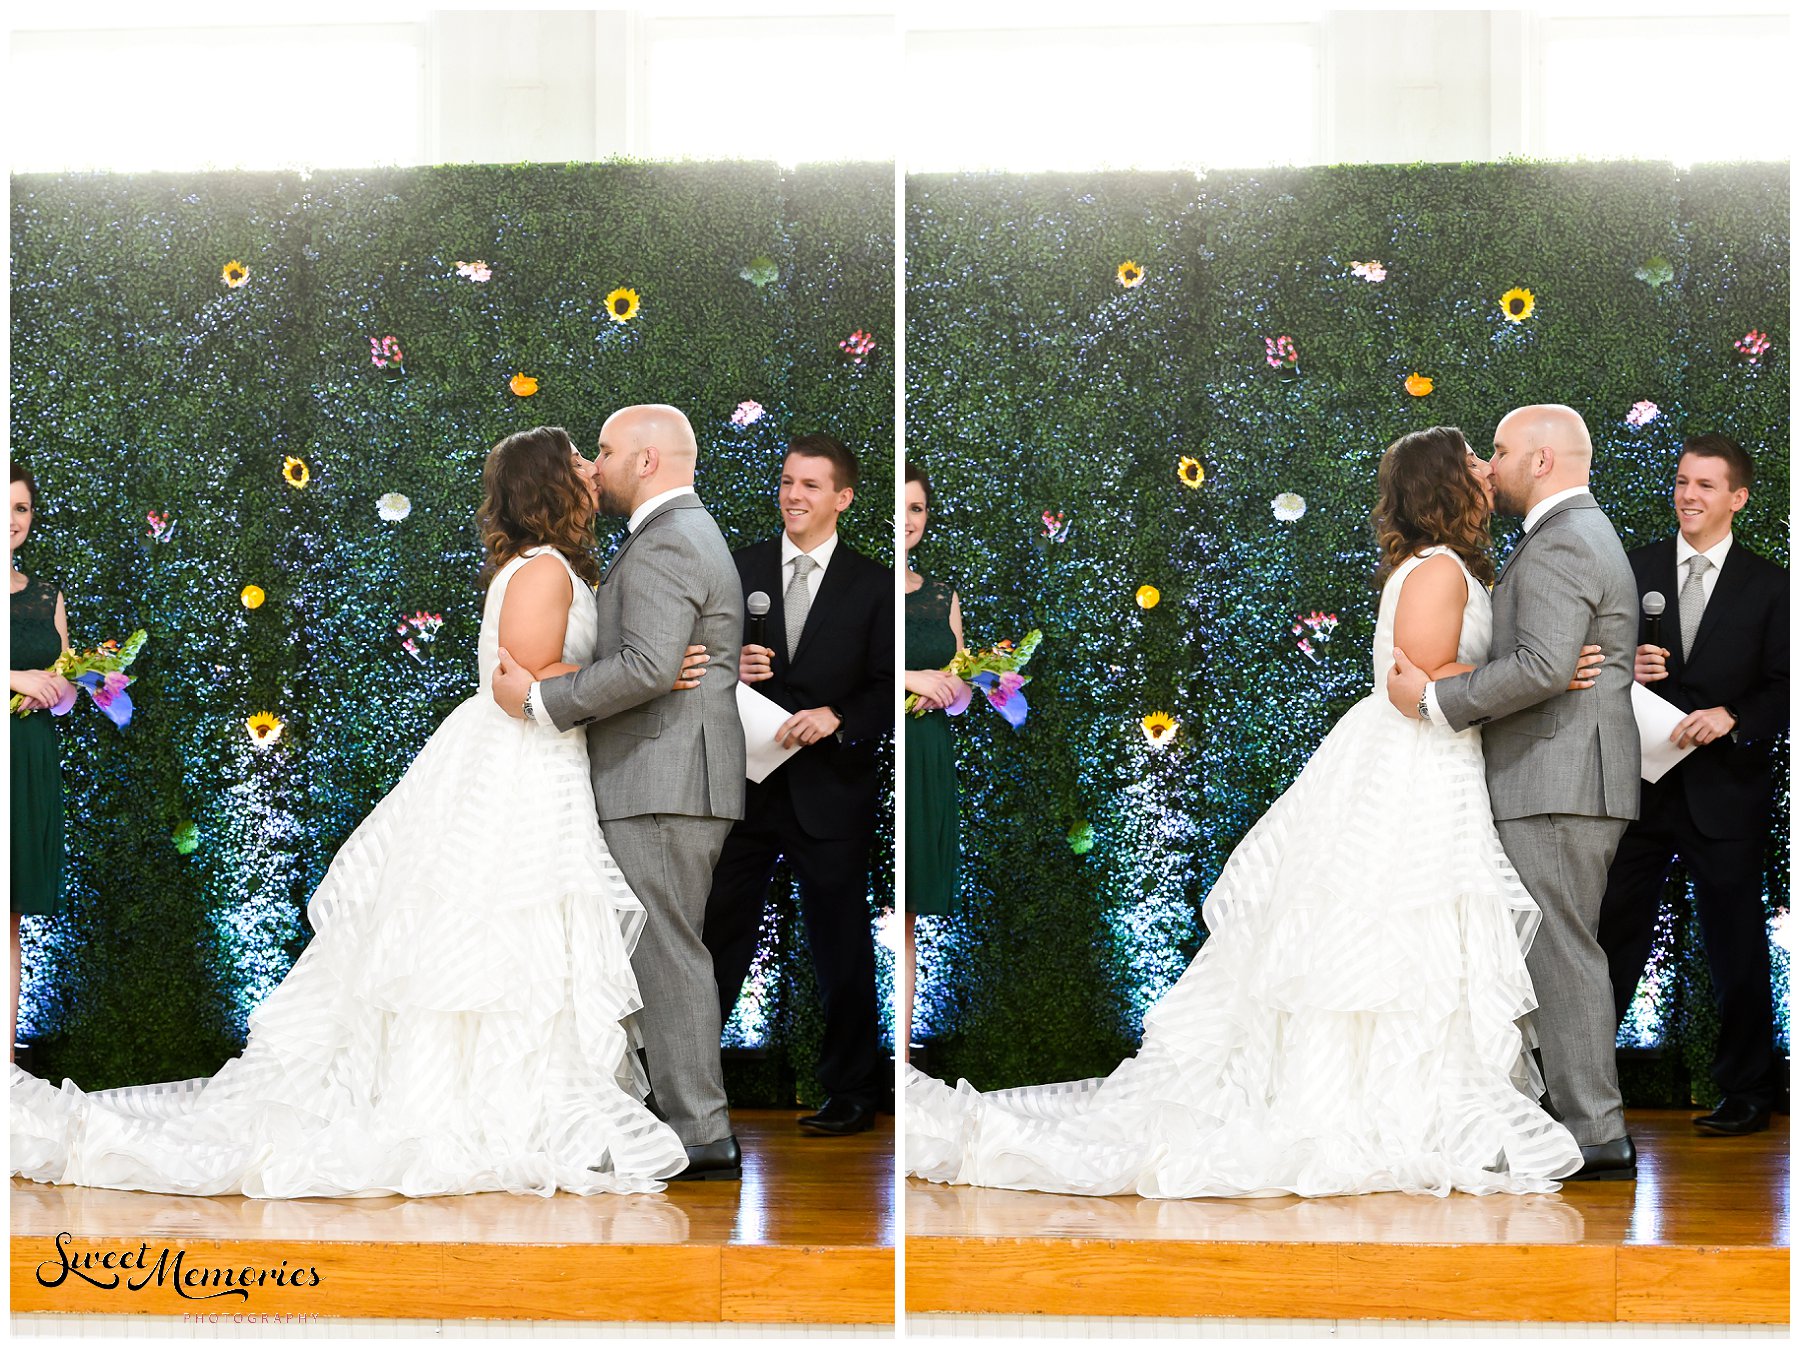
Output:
[
  {"xmin": 1568, "ymin": 1134, "xmax": 1636, "ymax": 1181},
  {"xmin": 670, "ymin": 1134, "xmax": 741, "ymax": 1181},
  {"xmin": 797, "ymin": 1096, "xmax": 877, "ymax": 1135},
  {"xmin": 1694, "ymin": 1098, "xmax": 1773, "ymax": 1136}
]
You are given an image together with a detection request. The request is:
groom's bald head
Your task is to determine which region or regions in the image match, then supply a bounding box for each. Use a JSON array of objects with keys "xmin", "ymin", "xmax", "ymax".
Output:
[
  {"xmin": 593, "ymin": 403, "xmax": 698, "ymax": 516},
  {"xmin": 1489, "ymin": 403, "xmax": 1594, "ymax": 517}
]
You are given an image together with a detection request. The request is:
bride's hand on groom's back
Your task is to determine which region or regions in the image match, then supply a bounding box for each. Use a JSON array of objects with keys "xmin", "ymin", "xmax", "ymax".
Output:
[
  {"xmin": 672, "ymin": 644, "xmax": 710, "ymax": 691},
  {"xmin": 1567, "ymin": 644, "xmax": 1605, "ymax": 691}
]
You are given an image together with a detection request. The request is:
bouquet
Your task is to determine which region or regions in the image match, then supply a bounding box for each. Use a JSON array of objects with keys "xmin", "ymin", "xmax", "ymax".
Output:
[
  {"xmin": 907, "ymin": 629, "xmax": 1042, "ymax": 730},
  {"xmin": 12, "ymin": 630, "xmax": 149, "ymax": 728}
]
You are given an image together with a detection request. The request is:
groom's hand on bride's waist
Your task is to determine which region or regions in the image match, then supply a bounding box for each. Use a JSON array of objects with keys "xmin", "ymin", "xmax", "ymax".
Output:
[{"xmin": 492, "ymin": 646, "xmax": 530, "ymax": 720}]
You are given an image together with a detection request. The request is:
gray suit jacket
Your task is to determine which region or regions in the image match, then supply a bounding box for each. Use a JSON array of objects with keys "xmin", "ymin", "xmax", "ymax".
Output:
[
  {"xmin": 539, "ymin": 495, "xmax": 747, "ymax": 823},
  {"xmin": 1434, "ymin": 493, "xmax": 1640, "ymax": 823}
]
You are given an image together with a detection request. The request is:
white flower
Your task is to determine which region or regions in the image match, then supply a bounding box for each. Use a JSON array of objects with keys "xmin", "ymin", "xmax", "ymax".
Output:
[
  {"xmin": 377, "ymin": 492, "xmax": 412, "ymax": 522},
  {"xmin": 1272, "ymin": 492, "xmax": 1307, "ymax": 522},
  {"xmin": 1625, "ymin": 400, "xmax": 1660, "ymax": 428},
  {"xmin": 1350, "ymin": 260, "xmax": 1387, "ymax": 283},
  {"xmin": 455, "ymin": 260, "xmax": 492, "ymax": 283},
  {"xmin": 730, "ymin": 400, "xmax": 765, "ymax": 428}
]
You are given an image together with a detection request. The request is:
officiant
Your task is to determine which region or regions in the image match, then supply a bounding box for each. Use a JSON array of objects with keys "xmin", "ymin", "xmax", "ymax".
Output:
[
  {"xmin": 1598, "ymin": 433, "xmax": 1789, "ymax": 1137},
  {"xmin": 704, "ymin": 433, "xmax": 894, "ymax": 1136}
]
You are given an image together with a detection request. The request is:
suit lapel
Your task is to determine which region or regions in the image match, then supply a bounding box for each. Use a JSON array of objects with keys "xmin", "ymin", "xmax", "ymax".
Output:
[
  {"xmin": 1495, "ymin": 494, "xmax": 1591, "ymax": 589},
  {"xmin": 601, "ymin": 496, "xmax": 695, "ymax": 585},
  {"xmin": 1682, "ymin": 541, "xmax": 1745, "ymax": 665}
]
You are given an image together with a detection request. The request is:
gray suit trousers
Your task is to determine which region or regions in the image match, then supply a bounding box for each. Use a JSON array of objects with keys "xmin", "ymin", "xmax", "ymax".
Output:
[
  {"xmin": 601, "ymin": 812, "xmax": 735, "ymax": 1148},
  {"xmin": 1496, "ymin": 813, "xmax": 1630, "ymax": 1147}
]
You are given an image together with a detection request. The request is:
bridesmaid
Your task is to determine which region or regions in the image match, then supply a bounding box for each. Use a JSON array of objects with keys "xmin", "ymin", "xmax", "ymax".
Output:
[
  {"xmin": 9, "ymin": 462, "xmax": 75, "ymax": 1062},
  {"xmin": 901, "ymin": 463, "xmax": 968, "ymax": 1060}
]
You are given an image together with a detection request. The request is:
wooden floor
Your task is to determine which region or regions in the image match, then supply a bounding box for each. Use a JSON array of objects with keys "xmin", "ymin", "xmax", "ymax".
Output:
[
  {"xmin": 13, "ymin": 1111, "xmax": 893, "ymax": 1324},
  {"xmin": 906, "ymin": 1110, "xmax": 1788, "ymax": 1324}
]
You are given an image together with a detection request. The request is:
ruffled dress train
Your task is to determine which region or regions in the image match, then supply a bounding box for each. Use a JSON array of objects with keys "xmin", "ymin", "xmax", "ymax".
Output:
[
  {"xmin": 906, "ymin": 547, "xmax": 1583, "ymax": 1198},
  {"xmin": 11, "ymin": 548, "xmax": 688, "ymax": 1198}
]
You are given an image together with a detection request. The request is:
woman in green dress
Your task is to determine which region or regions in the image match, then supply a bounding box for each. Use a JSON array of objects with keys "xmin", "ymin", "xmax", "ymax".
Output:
[
  {"xmin": 10, "ymin": 462, "xmax": 75, "ymax": 1062},
  {"xmin": 902, "ymin": 462, "xmax": 968, "ymax": 1061}
]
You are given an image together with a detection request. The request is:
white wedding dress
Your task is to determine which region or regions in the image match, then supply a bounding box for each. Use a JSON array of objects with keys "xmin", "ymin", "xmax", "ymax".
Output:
[
  {"xmin": 11, "ymin": 547, "xmax": 689, "ymax": 1198},
  {"xmin": 907, "ymin": 547, "xmax": 1584, "ymax": 1198}
]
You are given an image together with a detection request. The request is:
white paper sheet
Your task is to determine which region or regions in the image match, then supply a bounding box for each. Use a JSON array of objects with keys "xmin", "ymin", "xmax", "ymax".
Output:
[
  {"xmin": 736, "ymin": 680, "xmax": 802, "ymax": 783},
  {"xmin": 1633, "ymin": 681, "xmax": 1698, "ymax": 784}
]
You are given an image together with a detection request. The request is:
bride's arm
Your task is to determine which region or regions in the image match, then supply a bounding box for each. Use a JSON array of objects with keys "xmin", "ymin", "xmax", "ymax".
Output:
[
  {"xmin": 497, "ymin": 554, "xmax": 578, "ymax": 680},
  {"xmin": 1392, "ymin": 553, "xmax": 1472, "ymax": 681}
]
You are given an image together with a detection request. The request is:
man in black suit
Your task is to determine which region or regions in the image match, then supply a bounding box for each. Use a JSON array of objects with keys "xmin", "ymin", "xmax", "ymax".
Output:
[
  {"xmin": 703, "ymin": 434, "xmax": 893, "ymax": 1135},
  {"xmin": 1598, "ymin": 433, "xmax": 1789, "ymax": 1136}
]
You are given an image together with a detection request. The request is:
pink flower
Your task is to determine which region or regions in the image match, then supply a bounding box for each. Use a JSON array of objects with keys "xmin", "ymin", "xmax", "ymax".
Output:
[
  {"xmin": 146, "ymin": 511, "xmax": 175, "ymax": 542},
  {"xmin": 1041, "ymin": 510, "xmax": 1071, "ymax": 542},
  {"xmin": 989, "ymin": 670, "xmax": 1026, "ymax": 706},
  {"xmin": 1265, "ymin": 335, "xmax": 1298, "ymax": 369},
  {"xmin": 1625, "ymin": 399, "xmax": 1660, "ymax": 428},
  {"xmin": 370, "ymin": 335, "xmax": 404, "ymax": 368},
  {"xmin": 1736, "ymin": 329, "xmax": 1771, "ymax": 363},
  {"xmin": 730, "ymin": 400, "xmax": 765, "ymax": 427},
  {"xmin": 839, "ymin": 329, "xmax": 877, "ymax": 364},
  {"xmin": 92, "ymin": 671, "xmax": 131, "ymax": 708}
]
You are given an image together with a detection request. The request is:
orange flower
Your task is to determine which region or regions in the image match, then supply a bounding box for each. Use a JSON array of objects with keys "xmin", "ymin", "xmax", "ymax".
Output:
[
  {"xmin": 510, "ymin": 373, "xmax": 539, "ymax": 397},
  {"xmin": 1404, "ymin": 372, "xmax": 1434, "ymax": 397}
]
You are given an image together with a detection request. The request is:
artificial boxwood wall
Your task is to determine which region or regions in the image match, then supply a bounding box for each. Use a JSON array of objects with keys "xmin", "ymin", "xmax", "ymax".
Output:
[
  {"xmin": 11, "ymin": 161, "xmax": 895, "ymax": 1105},
  {"xmin": 906, "ymin": 162, "xmax": 1788, "ymax": 1107}
]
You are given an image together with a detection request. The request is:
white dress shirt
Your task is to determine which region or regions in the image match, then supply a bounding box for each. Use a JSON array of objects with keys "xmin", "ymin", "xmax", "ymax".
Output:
[
  {"xmin": 1421, "ymin": 487, "xmax": 1594, "ymax": 728},
  {"xmin": 780, "ymin": 530, "xmax": 838, "ymax": 607},
  {"xmin": 1675, "ymin": 531, "xmax": 1733, "ymax": 606}
]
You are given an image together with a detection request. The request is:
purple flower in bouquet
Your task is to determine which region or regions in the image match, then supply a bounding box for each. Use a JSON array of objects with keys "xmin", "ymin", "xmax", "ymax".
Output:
[
  {"xmin": 968, "ymin": 669, "xmax": 1030, "ymax": 729},
  {"xmin": 80, "ymin": 671, "xmax": 135, "ymax": 727}
]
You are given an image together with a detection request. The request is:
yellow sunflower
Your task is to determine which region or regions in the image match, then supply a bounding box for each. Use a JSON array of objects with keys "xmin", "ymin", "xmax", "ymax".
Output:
[
  {"xmin": 1117, "ymin": 261, "xmax": 1144, "ymax": 289},
  {"xmin": 1404, "ymin": 372, "xmax": 1434, "ymax": 397},
  {"xmin": 222, "ymin": 260, "xmax": 249, "ymax": 288},
  {"xmin": 1177, "ymin": 456, "xmax": 1205, "ymax": 489},
  {"xmin": 1500, "ymin": 287, "xmax": 1535, "ymax": 322},
  {"xmin": 240, "ymin": 585, "xmax": 266, "ymax": 610},
  {"xmin": 1140, "ymin": 710, "xmax": 1178, "ymax": 747},
  {"xmin": 1135, "ymin": 585, "xmax": 1161, "ymax": 609},
  {"xmin": 510, "ymin": 372, "xmax": 539, "ymax": 397},
  {"xmin": 246, "ymin": 711, "xmax": 284, "ymax": 748},
  {"xmin": 605, "ymin": 287, "xmax": 641, "ymax": 323},
  {"xmin": 282, "ymin": 456, "xmax": 309, "ymax": 489}
]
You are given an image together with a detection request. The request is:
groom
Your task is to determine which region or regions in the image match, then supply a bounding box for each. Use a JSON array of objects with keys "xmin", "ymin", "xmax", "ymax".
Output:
[
  {"xmin": 1388, "ymin": 404, "xmax": 1641, "ymax": 1181},
  {"xmin": 493, "ymin": 404, "xmax": 747, "ymax": 1181}
]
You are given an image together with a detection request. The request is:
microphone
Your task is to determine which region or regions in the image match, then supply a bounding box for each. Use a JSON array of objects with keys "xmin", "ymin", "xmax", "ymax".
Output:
[
  {"xmin": 746, "ymin": 591, "xmax": 771, "ymax": 648},
  {"xmin": 1642, "ymin": 591, "xmax": 1666, "ymax": 650}
]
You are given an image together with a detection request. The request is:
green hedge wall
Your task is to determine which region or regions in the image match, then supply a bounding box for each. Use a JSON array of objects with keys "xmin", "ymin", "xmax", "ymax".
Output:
[
  {"xmin": 12, "ymin": 162, "xmax": 894, "ymax": 1107},
  {"xmin": 906, "ymin": 162, "xmax": 1788, "ymax": 1107}
]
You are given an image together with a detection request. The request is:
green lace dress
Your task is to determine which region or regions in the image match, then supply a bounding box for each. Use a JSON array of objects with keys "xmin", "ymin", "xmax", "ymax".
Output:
[
  {"xmin": 11, "ymin": 575, "xmax": 66, "ymax": 916},
  {"xmin": 905, "ymin": 576, "xmax": 960, "ymax": 916}
]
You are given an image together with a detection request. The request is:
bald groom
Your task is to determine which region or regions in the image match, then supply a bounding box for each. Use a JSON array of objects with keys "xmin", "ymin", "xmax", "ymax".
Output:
[
  {"xmin": 493, "ymin": 404, "xmax": 748, "ymax": 1182},
  {"xmin": 1388, "ymin": 405, "xmax": 1641, "ymax": 1181}
]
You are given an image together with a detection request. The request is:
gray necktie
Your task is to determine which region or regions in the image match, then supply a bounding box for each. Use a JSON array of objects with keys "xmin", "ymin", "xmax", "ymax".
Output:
[
  {"xmin": 1680, "ymin": 554, "xmax": 1712, "ymax": 657},
  {"xmin": 785, "ymin": 554, "xmax": 817, "ymax": 659}
]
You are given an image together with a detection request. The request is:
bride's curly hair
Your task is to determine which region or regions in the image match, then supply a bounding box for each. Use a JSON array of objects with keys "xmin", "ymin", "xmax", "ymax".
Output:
[
  {"xmin": 475, "ymin": 426, "xmax": 601, "ymax": 590},
  {"xmin": 1371, "ymin": 426, "xmax": 1496, "ymax": 589}
]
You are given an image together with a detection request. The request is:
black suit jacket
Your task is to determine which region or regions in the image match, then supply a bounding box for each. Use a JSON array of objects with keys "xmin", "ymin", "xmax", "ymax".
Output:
[
  {"xmin": 734, "ymin": 536, "xmax": 893, "ymax": 840},
  {"xmin": 1630, "ymin": 535, "xmax": 1788, "ymax": 839}
]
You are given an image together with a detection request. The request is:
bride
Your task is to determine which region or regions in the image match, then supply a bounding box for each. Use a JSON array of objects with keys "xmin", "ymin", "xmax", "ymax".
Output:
[
  {"xmin": 908, "ymin": 427, "xmax": 1604, "ymax": 1199},
  {"xmin": 12, "ymin": 426, "xmax": 711, "ymax": 1199}
]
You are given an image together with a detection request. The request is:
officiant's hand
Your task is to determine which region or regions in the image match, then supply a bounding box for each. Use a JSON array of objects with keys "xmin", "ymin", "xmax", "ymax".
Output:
[
  {"xmin": 673, "ymin": 644, "xmax": 709, "ymax": 691},
  {"xmin": 1671, "ymin": 705, "xmax": 1736, "ymax": 749},
  {"xmin": 775, "ymin": 706, "xmax": 840, "ymax": 749},
  {"xmin": 1634, "ymin": 643, "xmax": 1670, "ymax": 685},
  {"xmin": 1387, "ymin": 647, "xmax": 1427, "ymax": 718},
  {"xmin": 739, "ymin": 643, "xmax": 776, "ymax": 684},
  {"xmin": 492, "ymin": 646, "xmax": 529, "ymax": 719}
]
